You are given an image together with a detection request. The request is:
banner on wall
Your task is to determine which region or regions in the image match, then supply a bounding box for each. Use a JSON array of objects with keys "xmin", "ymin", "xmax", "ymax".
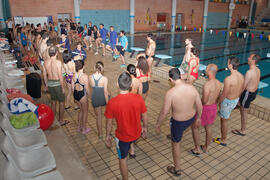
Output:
[
  {"xmin": 14, "ymin": 16, "xmax": 24, "ymax": 26},
  {"xmin": 47, "ymin": 16, "xmax": 53, "ymax": 23},
  {"xmin": 23, "ymin": 17, "xmax": 48, "ymax": 26}
]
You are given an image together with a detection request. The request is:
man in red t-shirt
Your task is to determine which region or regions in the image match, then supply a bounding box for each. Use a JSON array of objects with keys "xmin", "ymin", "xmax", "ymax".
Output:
[{"xmin": 105, "ymin": 72, "xmax": 148, "ymax": 180}]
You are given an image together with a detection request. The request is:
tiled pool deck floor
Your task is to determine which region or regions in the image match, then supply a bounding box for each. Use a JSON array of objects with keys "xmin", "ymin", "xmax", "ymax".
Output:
[{"xmin": 41, "ymin": 51, "xmax": 270, "ymax": 180}]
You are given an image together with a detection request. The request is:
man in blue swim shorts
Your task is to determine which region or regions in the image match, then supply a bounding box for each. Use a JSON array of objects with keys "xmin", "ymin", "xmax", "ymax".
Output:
[
  {"xmin": 156, "ymin": 68, "xmax": 202, "ymax": 177},
  {"xmin": 99, "ymin": 24, "xmax": 108, "ymax": 56},
  {"xmin": 214, "ymin": 56, "xmax": 244, "ymax": 147},
  {"xmin": 106, "ymin": 26, "xmax": 118, "ymax": 54}
]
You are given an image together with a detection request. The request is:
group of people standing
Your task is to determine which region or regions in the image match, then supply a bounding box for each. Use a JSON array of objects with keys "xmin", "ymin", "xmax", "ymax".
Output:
[
  {"xmin": 155, "ymin": 38, "xmax": 261, "ymax": 177},
  {"xmin": 6, "ymin": 17, "xmax": 262, "ymax": 180}
]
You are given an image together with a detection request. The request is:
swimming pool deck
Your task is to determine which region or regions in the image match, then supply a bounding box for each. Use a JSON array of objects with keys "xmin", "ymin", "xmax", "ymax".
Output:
[
  {"xmin": 2, "ymin": 47, "xmax": 270, "ymax": 179},
  {"xmin": 37, "ymin": 50, "xmax": 270, "ymax": 180}
]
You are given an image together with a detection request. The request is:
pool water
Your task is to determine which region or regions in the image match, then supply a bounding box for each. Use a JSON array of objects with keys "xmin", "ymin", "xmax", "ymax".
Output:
[{"xmin": 127, "ymin": 32, "xmax": 270, "ymax": 99}]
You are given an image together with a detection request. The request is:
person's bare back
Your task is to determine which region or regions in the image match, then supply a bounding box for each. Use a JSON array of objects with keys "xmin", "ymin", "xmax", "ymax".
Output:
[
  {"xmin": 245, "ymin": 66, "xmax": 260, "ymax": 92},
  {"xmin": 203, "ymin": 79, "xmax": 222, "ymax": 105},
  {"xmin": 44, "ymin": 57, "xmax": 62, "ymax": 81},
  {"xmin": 130, "ymin": 77, "xmax": 142, "ymax": 95},
  {"xmin": 169, "ymin": 83, "xmax": 200, "ymax": 121},
  {"xmin": 224, "ymin": 71, "xmax": 244, "ymax": 100}
]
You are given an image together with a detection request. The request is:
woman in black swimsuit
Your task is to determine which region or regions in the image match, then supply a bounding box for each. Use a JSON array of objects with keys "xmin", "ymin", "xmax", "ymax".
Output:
[{"xmin": 72, "ymin": 60, "xmax": 91, "ymax": 134}]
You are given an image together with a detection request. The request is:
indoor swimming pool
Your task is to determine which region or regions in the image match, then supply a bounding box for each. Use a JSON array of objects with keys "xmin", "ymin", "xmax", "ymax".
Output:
[{"xmin": 127, "ymin": 32, "xmax": 270, "ymax": 98}]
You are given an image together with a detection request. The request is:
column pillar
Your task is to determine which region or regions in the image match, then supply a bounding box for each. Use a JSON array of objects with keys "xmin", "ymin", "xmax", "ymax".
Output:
[
  {"xmin": 130, "ymin": 0, "xmax": 135, "ymax": 34},
  {"xmin": 202, "ymin": 0, "xmax": 209, "ymax": 31},
  {"xmin": 0, "ymin": 1, "xmax": 5, "ymax": 31},
  {"xmin": 200, "ymin": 31, "xmax": 206, "ymax": 60},
  {"xmin": 227, "ymin": 0, "xmax": 235, "ymax": 30},
  {"xmin": 268, "ymin": 0, "xmax": 270, "ymax": 8},
  {"xmin": 171, "ymin": 0, "xmax": 176, "ymax": 32},
  {"xmin": 248, "ymin": 0, "xmax": 254, "ymax": 25},
  {"xmin": 74, "ymin": 0, "xmax": 81, "ymax": 23}
]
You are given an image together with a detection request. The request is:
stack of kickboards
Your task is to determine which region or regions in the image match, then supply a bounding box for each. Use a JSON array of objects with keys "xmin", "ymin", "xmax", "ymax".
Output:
[{"xmin": 0, "ymin": 51, "xmax": 64, "ymax": 180}]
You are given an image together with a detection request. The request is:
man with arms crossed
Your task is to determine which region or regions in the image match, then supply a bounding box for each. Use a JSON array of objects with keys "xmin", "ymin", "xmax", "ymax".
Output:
[
  {"xmin": 232, "ymin": 54, "xmax": 261, "ymax": 136},
  {"xmin": 43, "ymin": 45, "xmax": 69, "ymax": 126},
  {"xmin": 105, "ymin": 72, "xmax": 148, "ymax": 180},
  {"xmin": 214, "ymin": 57, "xmax": 244, "ymax": 146},
  {"xmin": 156, "ymin": 68, "xmax": 202, "ymax": 177},
  {"xmin": 191, "ymin": 64, "xmax": 222, "ymax": 155}
]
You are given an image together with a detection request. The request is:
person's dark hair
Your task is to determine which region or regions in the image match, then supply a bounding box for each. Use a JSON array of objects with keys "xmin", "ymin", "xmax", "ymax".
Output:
[
  {"xmin": 100, "ymin": 24, "xmax": 104, "ymax": 27},
  {"xmin": 46, "ymin": 38, "xmax": 54, "ymax": 46},
  {"xmin": 93, "ymin": 25, "xmax": 98, "ymax": 31},
  {"xmin": 137, "ymin": 56, "xmax": 149, "ymax": 75},
  {"xmin": 41, "ymin": 32, "xmax": 49, "ymax": 40},
  {"xmin": 75, "ymin": 60, "xmax": 84, "ymax": 72},
  {"xmin": 127, "ymin": 64, "xmax": 137, "ymax": 77},
  {"xmin": 169, "ymin": 68, "xmax": 181, "ymax": 80},
  {"xmin": 120, "ymin": 30, "xmax": 125, "ymax": 35},
  {"xmin": 191, "ymin": 47, "xmax": 200, "ymax": 57},
  {"xmin": 61, "ymin": 31, "xmax": 67, "ymax": 36},
  {"xmin": 95, "ymin": 61, "xmax": 104, "ymax": 72},
  {"xmin": 252, "ymin": 54, "xmax": 260, "ymax": 64},
  {"xmin": 118, "ymin": 72, "xmax": 132, "ymax": 91},
  {"xmin": 147, "ymin": 33, "xmax": 153, "ymax": 39},
  {"xmin": 110, "ymin": 26, "xmax": 114, "ymax": 29},
  {"xmin": 48, "ymin": 45, "xmax": 58, "ymax": 57},
  {"xmin": 228, "ymin": 56, "xmax": 240, "ymax": 70},
  {"xmin": 17, "ymin": 27, "xmax": 22, "ymax": 34},
  {"xmin": 37, "ymin": 23, "xmax": 41, "ymax": 27},
  {"xmin": 33, "ymin": 30, "xmax": 38, "ymax": 36},
  {"xmin": 26, "ymin": 22, "xmax": 29, "ymax": 26},
  {"xmin": 77, "ymin": 41, "xmax": 82, "ymax": 46},
  {"xmin": 62, "ymin": 50, "xmax": 72, "ymax": 64}
]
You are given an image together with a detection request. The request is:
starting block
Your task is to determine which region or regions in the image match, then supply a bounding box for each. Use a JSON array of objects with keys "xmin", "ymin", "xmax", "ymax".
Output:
[
  {"xmin": 258, "ymin": 81, "xmax": 269, "ymax": 93},
  {"xmin": 129, "ymin": 47, "xmax": 145, "ymax": 58},
  {"xmin": 154, "ymin": 54, "xmax": 172, "ymax": 67},
  {"xmin": 199, "ymin": 64, "xmax": 207, "ymax": 71}
]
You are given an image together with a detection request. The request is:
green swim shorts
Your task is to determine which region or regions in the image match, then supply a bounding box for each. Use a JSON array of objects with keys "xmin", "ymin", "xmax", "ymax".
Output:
[{"xmin": 48, "ymin": 80, "xmax": 65, "ymax": 102}]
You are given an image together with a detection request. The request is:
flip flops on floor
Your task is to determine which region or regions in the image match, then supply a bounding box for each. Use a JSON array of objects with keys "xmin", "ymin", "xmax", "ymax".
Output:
[
  {"xmin": 232, "ymin": 129, "xmax": 246, "ymax": 136},
  {"xmin": 167, "ymin": 165, "xmax": 181, "ymax": 177},
  {"xmin": 190, "ymin": 149, "xmax": 201, "ymax": 157},
  {"xmin": 59, "ymin": 120, "xmax": 70, "ymax": 126},
  {"xmin": 213, "ymin": 137, "xmax": 227, "ymax": 147}
]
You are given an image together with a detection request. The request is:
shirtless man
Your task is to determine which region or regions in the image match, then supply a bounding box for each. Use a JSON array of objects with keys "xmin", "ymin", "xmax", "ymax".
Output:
[
  {"xmin": 179, "ymin": 38, "xmax": 194, "ymax": 78},
  {"xmin": 43, "ymin": 45, "xmax": 69, "ymax": 126},
  {"xmin": 38, "ymin": 33, "xmax": 49, "ymax": 66},
  {"xmin": 191, "ymin": 64, "xmax": 222, "ymax": 155},
  {"xmin": 156, "ymin": 68, "xmax": 202, "ymax": 177},
  {"xmin": 232, "ymin": 54, "xmax": 261, "ymax": 136},
  {"xmin": 137, "ymin": 33, "xmax": 156, "ymax": 79},
  {"xmin": 214, "ymin": 57, "xmax": 244, "ymax": 146}
]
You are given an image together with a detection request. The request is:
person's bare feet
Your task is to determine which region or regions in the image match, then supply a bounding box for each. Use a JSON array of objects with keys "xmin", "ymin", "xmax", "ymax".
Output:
[{"xmin": 200, "ymin": 145, "xmax": 208, "ymax": 154}]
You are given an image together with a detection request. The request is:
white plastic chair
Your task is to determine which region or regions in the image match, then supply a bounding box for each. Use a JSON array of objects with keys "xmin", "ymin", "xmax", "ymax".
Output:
[
  {"xmin": 0, "ymin": 124, "xmax": 47, "ymax": 151},
  {"xmin": 3, "ymin": 161, "xmax": 64, "ymax": 180},
  {"xmin": 0, "ymin": 113, "xmax": 40, "ymax": 134},
  {"xmin": 1, "ymin": 135, "xmax": 56, "ymax": 178}
]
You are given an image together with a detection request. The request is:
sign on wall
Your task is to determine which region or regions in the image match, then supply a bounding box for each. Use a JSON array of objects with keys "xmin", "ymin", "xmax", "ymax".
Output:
[
  {"xmin": 23, "ymin": 17, "xmax": 48, "ymax": 26},
  {"xmin": 14, "ymin": 16, "xmax": 23, "ymax": 25}
]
